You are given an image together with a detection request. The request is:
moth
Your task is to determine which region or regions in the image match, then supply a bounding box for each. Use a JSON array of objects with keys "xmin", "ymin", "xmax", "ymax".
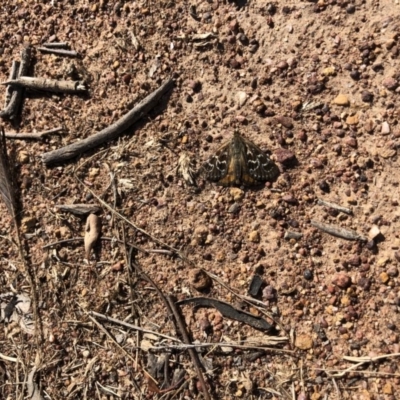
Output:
[{"xmin": 202, "ymin": 131, "xmax": 279, "ymax": 186}]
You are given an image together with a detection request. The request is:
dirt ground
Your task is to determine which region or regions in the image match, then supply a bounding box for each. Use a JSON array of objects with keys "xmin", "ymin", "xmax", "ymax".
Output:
[{"xmin": 0, "ymin": 0, "xmax": 400, "ymax": 399}]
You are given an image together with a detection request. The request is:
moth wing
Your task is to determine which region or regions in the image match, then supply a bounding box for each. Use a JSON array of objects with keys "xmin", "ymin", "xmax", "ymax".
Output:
[
  {"xmin": 202, "ymin": 142, "xmax": 231, "ymax": 182},
  {"xmin": 241, "ymin": 136, "xmax": 279, "ymax": 182}
]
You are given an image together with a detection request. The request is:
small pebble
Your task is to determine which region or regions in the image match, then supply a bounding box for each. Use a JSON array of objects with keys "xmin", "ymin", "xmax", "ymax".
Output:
[
  {"xmin": 228, "ymin": 203, "xmax": 240, "ymax": 214},
  {"xmin": 274, "ymin": 148, "xmax": 296, "ymax": 164},
  {"xmin": 387, "ymin": 266, "xmax": 398, "ymax": 277},
  {"xmin": 318, "ymin": 180, "xmax": 330, "ymax": 192},
  {"xmin": 262, "ymin": 285, "xmax": 277, "ymax": 301},
  {"xmin": 230, "ymin": 187, "xmax": 244, "ymax": 201},
  {"xmin": 332, "ymin": 272, "xmax": 352, "ymax": 289},
  {"xmin": 277, "ymin": 61, "xmax": 289, "ymax": 70},
  {"xmin": 248, "ymin": 231, "xmax": 260, "ymax": 243},
  {"xmin": 282, "ymin": 194, "xmax": 298, "ymax": 205},
  {"xmin": 368, "ymin": 225, "xmax": 381, "ymax": 240},
  {"xmin": 361, "ymin": 90, "xmax": 373, "ymax": 102},
  {"xmin": 230, "ymin": 58, "xmax": 240, "ymax": 69},
  {"xmin": 343, "ymin": 136, "xmax": 357, "ymax": 148},
  {"xmin": 350, "ymin": 70, "xmax": 360, "ymax": 80},
  {"xmin": 304, "ymin": 269, "xmax": 313, "ymax": 280},
  {"xmin": 188, "ymin": 268, "xmax": 212, "ymax": 291},
  {"xmin": 346, "ymin": 115, "xmax": 359, "ymax": 125},
  {"xmin": 229, "ymin": 20, "xmax": 239, "ymax": 32},
  {"xmin": 274, "ymin": 116, "xmax": 293, "ymax": 129},
  {"xmin": 295, "ymin": 334, "xmax": 313, "ymax": 350},
  {"xmin": 382, "ymin": 77, "xmax": 398, "ymax": 90},
  {"xmin": 381, "ymin": 121, "xmax": 390, "ymax": 134},
  {"xmin": 348, "ymin": 255, "xmax": 361, "ymax": 266},
  {"xmin": 332, "ymin": 94, "xmax": 350, "ymax": 106},
  {"xmin": 380, "ymin": 272, "xmax": 390, "ymax": 284}
]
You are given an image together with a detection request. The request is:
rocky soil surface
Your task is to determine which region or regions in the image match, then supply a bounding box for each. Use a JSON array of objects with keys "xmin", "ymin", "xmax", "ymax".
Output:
[{"xmin": 0, "ymin": 0, "xmax": 400, "ymax": 399}]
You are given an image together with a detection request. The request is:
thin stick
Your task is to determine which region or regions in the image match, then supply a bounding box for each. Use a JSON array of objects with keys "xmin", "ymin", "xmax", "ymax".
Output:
[
  {"xmin": 54, "ymin": 203, "xmax": 101, "ymax": 216},
  {"xmin": 148, "ymin": 341, "xmax": 291, "ymax": 353},
  {"xmin": 42, "ymin": 77, "xmax": 174, "ymax": 166},
  {"xmin": 37, "ymin": 47, "xmax": 79, "ymax": 57},
  {"xmin": 166, "ymin": 296, "xmax": 211, "ymax": 400},
  {"xmin": 88, "ymin": 310, "xmax": 181, "ymax": 343},
  {"xmin": 310, "ymin": 220, "xmax": 367, "ymax": 241},
  {"xmin": 317, "ymin": 199, "xmax": 352, "ymax": 215},
  {"xmin": 42, "ymin": 236, "xmax": 148, "ymax": 254},
  {"xmin": 323, "ymin": 353, "xmax": 400, "ymax": 378},
  {"xmin": 4, "ymin": 61, "xmax": 20, "ymax": 107},
  {"xmin": 0, "ymin": 46, "xmax": 32, "ymax": 119},
  {"xmin": 75, "ymin": 174, "xmax": 184, "ymax": 259},
  {"xmin": 4, "ymin": 126, "xmax": 63, "ymax": 140},
  {"xmin": 129, "ymin": 260, "xmax": 179, "ymax": 334},
  {"xmin": 88, "ymin": 315, "xmax": 142, "ymax": 395},
  {"xmin": 0, "ymin": 352, "xmax": 18, "ymax": 362},
  {"xmin": 42, "ymin": 42, "xmax": 69, "ymax": 48},
  {"xmin": 88, "ymin": 315, "xmax": 136, "ymax": 362},
  {"xmin": 3, "ymin": 77, "xmax": 87, "ymax": 94}
]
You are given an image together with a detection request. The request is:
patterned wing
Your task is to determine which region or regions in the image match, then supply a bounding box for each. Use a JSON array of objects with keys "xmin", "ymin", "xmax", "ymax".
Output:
[
  {"xmin": 202, "ymin": 142, "xmax": 231, "ymax": 183},
  {"xmin": 241, "ymin": 136, "xmax": 279, "ymax": 182}
]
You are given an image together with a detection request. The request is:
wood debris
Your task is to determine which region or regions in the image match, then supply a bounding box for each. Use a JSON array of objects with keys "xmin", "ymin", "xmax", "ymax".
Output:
[
  {"xmin": 84, "ymin": 214, "xmax": 101, "ymax": 260},
  {"xmin": 0, "ymin": 45, "xmax": 32, "ymax": 119},
  {"xmin": 55, "ymin": 203, "xmax": 101, "ymax": 216},
  {"xmin": 42, "ymin": 77, "xmax": 174, "ymax": 166},
  {"xmin": 317, "ymin": 198, "xmax": 352, "ymax": 215},
  {"xmin": 3, "ymin": 76, "xmax": 87, "ymax": 94},
  {"xmin": 37, "ymin": 47, "xmax": 79, "ymax": 57},
  {"xmin": 177, "ymin": 297, "xmax": 273, "ymax": 331},
  {"xmin": 311, "ymin": 219, "xmax": 367, "ymax": 241}
]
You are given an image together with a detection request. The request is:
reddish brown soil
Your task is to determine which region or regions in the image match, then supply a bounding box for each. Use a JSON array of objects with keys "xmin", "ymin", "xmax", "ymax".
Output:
[{"xmin": 0, "ymin": 0, "xmax": 400, "ymax": 399}]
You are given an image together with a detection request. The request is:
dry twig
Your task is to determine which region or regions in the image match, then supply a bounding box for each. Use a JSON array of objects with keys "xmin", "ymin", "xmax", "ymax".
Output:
[
  {"xmin": 166, "ymin": 295, "xmax": 211, "ymax": 400},
  {"xmin": 3, "ymin": 77, "xmax": 87, "ymax": 94},
  {"xmin": 310, "ymin": 220, "xmax": 366, "ymax": 241},
  {"xmin": 4, "ymin": 60, "xmax": 20, "ymax": 107},
  {"xmin": 4, "ymin": 126, "xmax": 63, "ymax": 140},
  {"xmin": 37, "ymin": 47, "xmax": 79, "ymax": 57},
  {"xmin": 0, "ymin": 45, "xmax": 32, "ymax": 119},
  {"xmin": 322, "ymin": 353, "xmax": 400, "ymax": 378},
  {"xmin": 88, "ymin": 310, "xmax": 181, "ymax": 342},
  {"xmin": 42, "ymin": 42, "xmax": 69, "ymax": 48},
  {"xmin": 54, "ymin": 203, "xmax": 101, "ymax": 216},
  {"xmin": 317, "ymin": 199, "xmax": 352, "ymax": 215},
  {"xmin": 42, "ymin": 77, "xmax": 174, "ymax": 166}
]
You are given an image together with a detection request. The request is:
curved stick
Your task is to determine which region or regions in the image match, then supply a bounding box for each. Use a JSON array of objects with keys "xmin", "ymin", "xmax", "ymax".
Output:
[{"xmin": 42, "ymin": 78, "xmax": 174, "ymax": 166}]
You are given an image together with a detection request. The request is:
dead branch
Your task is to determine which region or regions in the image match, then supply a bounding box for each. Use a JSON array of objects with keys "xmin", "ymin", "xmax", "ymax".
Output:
[
  {"xmin": 88, "ymin": 310, "xmax": 181, "ymax": 343},
  {"xmin": 3, "ymin": 77, "xmax": 87, "ymax": 94},
  {"xmin": 166, "ymin": 295, "xmax": 212, "ymax": 400},
  {"xmin": 42, "ymin": 77, "xmax": 174, "ymax": 166},
  {"xmin": 37, "ymin": 47, "xmax": 79, "ymax": 57},
  {"xmin": 0, "ymin": 45, "xmax": 32, "ymax": 119},
  {"xmin": 317, "ymin": 199, "xmax": 352, "ymax": 215},
  {"xmin": 4, "ymin": 126, "xmax": 63, "ymax": 140},
  {"xmin": 4, "ymin": 61, "xmax": 20, "ymax": 107},
  {"xmin": 311, "ymin": 220, "xmax": 367, "ymax": 241}
]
